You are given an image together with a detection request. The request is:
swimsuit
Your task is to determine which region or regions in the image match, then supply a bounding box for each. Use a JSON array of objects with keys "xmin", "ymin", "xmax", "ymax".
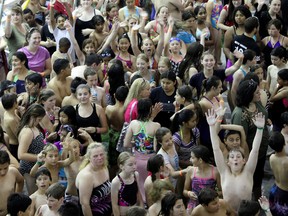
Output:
[
  {"xmin": 211, "ymin": 0, "xmax": 223, "ymax": 29},
  {"xmin": 116, "ymin": 54, "xmax": 133, "ymax": 69},
  {"xmin": 133, "ymin": 121, "xmax": 155, "ymax": 154},
  {"xmin": 196, "ymin": 27, "xmax": 211, "ymax": 39},
  {"xmin": 117, "ymin": 174, "xmax": 138, "ymax": 206}
]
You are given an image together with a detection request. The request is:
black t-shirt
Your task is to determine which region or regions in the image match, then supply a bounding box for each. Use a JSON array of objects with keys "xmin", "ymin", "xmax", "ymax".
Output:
[
  {"xmin": 259, "ymin": 12, "xmax": 287, "ymax": 39},
  {"xmin": 189, "ymin": 70, "xmax": 226, "ymax": 100},
  {"xmin": 41, "ymin": 24, "xmax": 56, "ymax": 57},
  {"xmin": 150, "ymin": 86, "xmax": 176, "ymax": 128}
]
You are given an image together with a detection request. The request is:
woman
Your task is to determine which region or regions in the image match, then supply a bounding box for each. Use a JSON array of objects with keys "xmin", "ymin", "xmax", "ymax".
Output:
[
  {"xmin": 7, "ymin": 52, "xmax": 33, "ymax": 94},
  {"xmin": 75, "ymin": 84, "xmax": 108, "ymax": 144},
  {"xmin": 231, "ymin": 79, "xmax": 269, "ymax": 200},
  {"xmin": 159, "ymin": 192, "xmax": 187, "ymax": 216},
  {"xmin": 18, "ymin": 28, "xmax": 52, "ymax": 80},
  {"xmin": 76, "ymin": 142, "xmax": 112, "ymax": 216},
  {"xmin": 4, "ymin": 5, "xmax": 30, "ymax": 64},
  {"xmin": 17, "ymin": 104, "xmax": 46, "ymax": 194},
  {"xmin": 124, "ymin": 98, "xmax": 161, "ymax": 203},
  {"xmin": 118, "ymin": 0, "xmax": 143, "ymax": 22}
]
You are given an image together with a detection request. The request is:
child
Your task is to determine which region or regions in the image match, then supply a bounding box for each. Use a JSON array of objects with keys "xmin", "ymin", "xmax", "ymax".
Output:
[
  {"xmin": 191, "ymin": 188, "xmax": 235, "ymax": 216},
  {"xmin": 207, "ymin": 109, "xmax": 265, "ymax": 212},
  {"xmin": 0, "ymin": 150, "xmax": 24, "ymax": 216},
  {"xmin": 83, "ymin": 67, "xmax": 106, "ymax": 108},
  {"xmin": 7, "ymin": 193, "xmax": 32, "ymax": 216},
  {"xmin": 156, "ymin": 127, "xmax": 190, "ymax": 188},
  {"xmin": 57, "ymin": 105, "xmax": 77, "ymax": 136},
  {"xmin": 100, "ymin": 47, "xmax": 115, "ymax": 86},
  {"xmin": 251, "ymin": 64, "xmax": 268, "ymax": 107},
  {"xmin": 281, "ymin": 112, "xmax": 288, "ymax": 155},
  {"xmin": 111, "ymin": 152, "xmax": 143, "ymax": 216},
  {"xmin": 30, "ymin": 143, "xmax": 75, "ymax": 183},
  {"xmin": 36, "ymin": 183, "xmax": 65, "ymax": 216},
  {"xmin": 30, "ymin": 167, "xmax": 52, "ymax": 216},
  {"xmin": 183, "ymin": 145, "xmax": 221, "ymax": 214},
  {"xmin": 268, "ymin": 132, "xmax": 288, "ymax": 216},
  {"xmin": 89, "ymin": 15, "xmax": 109, "ymax": 51}
]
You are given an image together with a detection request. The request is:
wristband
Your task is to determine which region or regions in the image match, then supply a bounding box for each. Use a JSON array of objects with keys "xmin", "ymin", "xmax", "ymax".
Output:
[
  {"xmin": 95, "ymin": 127, "xmax": 98, "ymax": 133},
  {"xmin": 40, "ymin": 72, "xmax": 45, "ymax": 77},
  {"xmin": 217, "ymin": 119, "xmax": 223, "ymax": 123},
  {"xmin": 179, "ymin": 169, "xmax": 183, "ymax": 176},
  {"xmin": 257, "ymin": 127, "xmax": 264, "ymax": 130},
  {"xmin": 37, "ymin": 161, "xmax": 42, "ymax": 166},
  {"xmin": 264, "ymin": 208, "xmax": 270, "ymax": 212}
]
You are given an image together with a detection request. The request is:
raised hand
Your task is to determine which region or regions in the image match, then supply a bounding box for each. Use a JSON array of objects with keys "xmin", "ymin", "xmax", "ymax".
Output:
[
  {"xmin": 213, "ymin": 100, "xmax": 226, "ymax": 117},
  {"xmin": 252, "ymin": 112, "xmax": 265, "ymax": 129},
  {"xmin": 258, "ymin": 196, "xmax": 270, "ymax": 211},
  {"xmin": 205, "ymin": 108, "xmax": 217, "ymax": 126}
]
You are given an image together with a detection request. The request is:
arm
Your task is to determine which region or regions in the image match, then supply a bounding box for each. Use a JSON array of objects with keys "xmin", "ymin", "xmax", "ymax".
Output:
[
  {"xmin": 230, "ymin": 72, "xmax": 242, "ymax": 106},
  {"xmin": 97, "ymin": 21, "xmax": 119, "ymax": 53},
  {"xmin": 265, "ymin": 66, "xmax": 271, "ymax": 91},
  {"xmin": 217, "ymin": 9, "xmax": 230, "ymax": 31},
  {"xmin": 96, "ymin": 104, "xmax": 108, "ymax": 134},
  {"xmin": 58, "ymin": 140, "xmax": 75, "ymax": 167},
  {"xmin": 64, "ymin": 2, "xmax": 73, "ymax": 25},
  {"xmin": 18, "ymin": 129, "xmax": 37, "ymax": 161},
  {"xmin": 4, "ymin": 14, "xmax": 12, "ymax": 38},
  {"xmin": 170, "ymin": 0, "xmax": 185, "ymax": 11},
  {"xmin": 123, "ymin": 122, "xmax": 134, "ymax": 149},
  {"xmin": 14, "ymin": 168, "xmax": 24, "ymax": 192},
  {"xmin": 164, "ymin": 17, "xmax": 174, "ymax": 57},
  {"xmin": 154, "ymin": 22, "xmax": 164, "ymax": 62},
  {"xmin": 111, "ymin": 178, "xmax": 121, "ymax": 216},
  {"xmin": 42, "ymin": 58, "xmax": 52, "ymax": 77},
  {"xmin": 224, "ymin": 52, "xmax": 243, "ymax": 76},
  {"xmin": 205, "ymin": 0, "xmax": 213, "ymax": 25},
  {"xmin": 245, "ymin": 113, "xmax": 264, "ymax": 173},
  {"xmin": 223, "ymin": 28, "xmax": 234, "ymax": 62},
  {"xmin": 49, "ymin": 3, "xmax": 56, "ymax": 30},
  {"xmin": 183, "ymin": 167, "xmax": 197, "ymax": 200},
  {"xmin": 78, "ymin": 173, "xmax": 93, "ymax": 216},
  {"xmin": 269, "ymin": 87, "xmax": 288, "ymax": 102}
]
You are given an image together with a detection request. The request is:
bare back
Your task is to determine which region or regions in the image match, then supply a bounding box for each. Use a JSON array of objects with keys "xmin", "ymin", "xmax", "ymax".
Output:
[
  {"xmin": 105, "ymin": 104, "xmax": 125, "ymax": 132},
  {"xmin": 270, "ymin": 154, "xmax": 288, "ymax": 191}
]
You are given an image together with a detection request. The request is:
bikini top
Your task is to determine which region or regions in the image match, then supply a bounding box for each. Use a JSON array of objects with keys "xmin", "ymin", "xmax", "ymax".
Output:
[{"xmin": 196, "ymin": 27, "xmax": 210, "ymax": 39}]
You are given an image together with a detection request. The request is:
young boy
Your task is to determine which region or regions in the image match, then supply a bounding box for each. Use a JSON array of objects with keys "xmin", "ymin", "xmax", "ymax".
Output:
[
  {"xmin": 30, "ymin": 167, "xmax": 52, "ymax": 216},
  {"xmin": 0, "ymin": 150, "xmax": 24, "ymax": 216},
  {"xmin": 191, "ymin": 188, "xmax": 235, "ymax": 216},
  {"xmin": 48, "ymin": 58, "xmax": 73, "ymax": 107},
  {"xmin": 84, "ymin": 67, "xmax": 106, "ymax": 108},
  {"xmin": 207, "ymin": 109, "xmax": 265, "ymax": 212},
  {"xmin": 268, "ymin": 132, "xmax": 288, "ymax": 216},
  {"xmin": 36, "ymin": 183, "xmax": 65, "ymax": 216},
  {"xmin": 23, "ymin": 8, "xmax": 42, "ymax": 29},
  {"xmin": 30, "ymin": 142, "xmax": 75, "ymax": 184},
  {"xmin": 89, "ymin": 15, "xmax": 109, "ymax": 51},
  {"xmin": 7, "ymin": 193, "xmax": 32, "ymax": 216},
  {"xmin": 2, "ymin": 93, "xmax": 20, "ymax": 160}
]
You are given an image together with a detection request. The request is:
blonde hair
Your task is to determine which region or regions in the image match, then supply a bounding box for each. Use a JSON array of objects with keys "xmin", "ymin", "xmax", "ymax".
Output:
[
  {"xmin": 43, "ymin": 143, "xmax": 59, "ymax": 155},
  {"xmin": 136, "ymin": 53, "xmax": 149, "ymax": 63},
  {"xmin": 80, "ymin": 142, "xmax": 108, "ymax": 170},
  {"xmin": 124, "ymin": 78, "xmax": 150, "ymax": 109},
  {"xmin": 117, "ymin": 152, "xmax": 133, "ymax": 169},
  {"xmin": 158, "ymin": 56, "xmax": 171, "ymax": 68},
  {"xmin": 150, "ymin": 179, "xmax": 174, "ymax": 202}
]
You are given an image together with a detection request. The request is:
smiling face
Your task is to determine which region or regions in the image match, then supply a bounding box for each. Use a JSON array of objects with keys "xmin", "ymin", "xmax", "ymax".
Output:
[
  {"xmin": 160, "ymin": 132, "xmax": 173, "ymax": 150},
  {"xmin": 136, "ymin": 58, "xmax": 149, "ymax": 72},
  {"xmin": 83, "ymin": 43, "xmax": 96, "ymax": 55},
  {"xmin": 201, "ymin": 54, "xmax": 215, "ymax": 70},
  {"xmin": 118, "ymin": 37, "xmax": 130, "ymax": 52},
  {"xmin": 42, "ymin": 95, "xmax": 56, "ymax": 110},
  {"xmin": 158, "ymin": 60, "xmax": 169, "ymax": 74},
  {"xmin": 56, "ymin": 16, "xmax": 66, "ymax": 30},
  {"xmin": 81, "ymin": 0, "xmax": 92, "ymax": 8},
  {"xmin": 270, "ymin": 0, "xmax": 281, "ymax": 14},
  {"xmin": 11, "ymin": 11, "xmax": 22, "ymax": 24},
  {"xmin": 224, "ymin": 133, "xmax": 241, "ymax": 150},
  {"xmin": 28, "ymin": 31, "xmax": 41, "ymax": 48},
  {"xmin": 23, "ymin": 13, "xmax": 36, "ymax": 27},
  {"xmin": 11, "ymin": 55, "xmax": 25, "ymax": 69},
  {"xmin": 76, "ymin": 87, "xmax": 91, "ymax": 104},
  {"xmin": 232, "ymin": 0, "xmax": 242, "ymax": 7}
]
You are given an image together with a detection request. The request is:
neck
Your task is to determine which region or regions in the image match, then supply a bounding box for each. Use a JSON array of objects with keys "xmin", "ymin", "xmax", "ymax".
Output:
[
  {"xmin": 244, "ymin": 32, "xmax": 254, "ymax": 38},
  {"xmin": 28, "ymin": 45, "xmax": 38, "ymax": 52},
  {"xmin": 269, "ymin": 9, "xmax": 276, "ymax": 16},
  {"xmin": 241, "ymin": 64, "xmax": 250, "ymax": 72},
  {"xmin": 120, "ymin": 171, "xmax": 133, "ymax": 179},
  {"xmin": 198, "ymin": 163, "xmax": 209, "ymax": 171},
  {"xmin": 204, "ymin": 91, "xmax": 214, "ymax": 100},
  {"xmin": 203, "ymin": 68, "xmax": 213, "ymax": 77},
  {"xmin": 56, "ymin": 74, "xmax": 67, "ymax": 81},
  {"xmin": 180, "ymin": 126, "xmax": 190, "ymax": 134},
  {"xmin": 281, "ymin": 128, "xmax": 288, "ymax": 135},
  {"xmin": 275, "ymin": 150, "xmax": 286, "ymax": 157}
]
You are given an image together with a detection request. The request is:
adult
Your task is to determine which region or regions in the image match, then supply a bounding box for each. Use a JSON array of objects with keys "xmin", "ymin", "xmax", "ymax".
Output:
[
  {"xmin": 76, "ymin": 143, "xmax": 112, "ymax": 216},
  {"xmin": 118, "ymin": 0, "xmax": 143, "ymax": 22},
  {"xmin": 231, "ymin": 80, "xmax": 269, "ymax": 200},
  {"xmin": 152, "ymin": 0, "xmax": 184, "ymax": 20},
  {"xmin": 17, "ymin": 104, "xmax": 46, "ymax": 195}
]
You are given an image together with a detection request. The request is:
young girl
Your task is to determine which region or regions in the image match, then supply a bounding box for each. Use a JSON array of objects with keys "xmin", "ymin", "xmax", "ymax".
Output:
[
  {"xmin": 251, "ymin": 64, "xmax": 268, "ymax": 107},
  {"xmin": 111, "ymin": 152, "xmax": 143, "ymax": 216},
  {"xmin": 173, "ymin": 85, "xmax": 194, "ymax": 112},
  {"xmin": 183, "ymin": 145, "xmax": 221, "ymax": 214},
  {"xmin": 266, "ymin": 46, "xmax": 288, "ymax": 96},
  {"xmin": 156, "ymin": 127, "xmax": 190, "ymax": 188}
]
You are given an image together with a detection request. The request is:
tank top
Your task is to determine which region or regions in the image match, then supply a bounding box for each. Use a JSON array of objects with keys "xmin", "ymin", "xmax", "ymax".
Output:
[
  {"xmin": 133, "ymin": 121, "xmax": 154, "ymax": 154},
  {"xmin": 117, "ymin": 174, "xmax": 138, "ymax": 206},
  {"xmin": 116, "ymin": 54, "xmax": 133, "ymax": 69},
  {"xmin": 13, "ymin": 70, "xmax": 33, "ymax": 94}
]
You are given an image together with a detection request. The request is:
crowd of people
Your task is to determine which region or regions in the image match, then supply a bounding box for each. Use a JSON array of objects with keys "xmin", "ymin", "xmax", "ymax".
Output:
[{"xmin": 0, "ymin": 0, "xmax": 288, "ymax": 215}]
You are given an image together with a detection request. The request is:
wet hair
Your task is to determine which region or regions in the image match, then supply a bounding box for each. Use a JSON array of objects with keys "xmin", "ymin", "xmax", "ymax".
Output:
[
  {"xmin": 59, "ymin": 37, "xmax": 71, "ymax": 49},
  {"xmin": 43, "ymin": 143, "xmax": 59, "ymax": 155},
  {"xmin": 117, "ymin": 151, "xmax": 133, "ymax": 169},
  {"xmin": 147, "ymin": 154, "xmax": 164, "ymax": 182},
  {"xmin": 178, "ymin": 43, "xmax": 203, "ymax": 81},
  {"xmin": 38, "ymin": 89, "xmax": 55, "ymax": 104},
  {"xmin": 35, "ymin": 167, "xmax": 52, "ymax": 181},
  {"xmin": 194, "ymin": 6, "xmax": 206, "ymax": 16},
  {"xmin": 126, "ymin": 206, "xmax": 147, "ymax": 216},
  {"xmin": 191, "ymin": 145, "xmax": 212, "ymax": 164},
  {"xmin": 267, "ymin": 19, "xmax": 282, "ymax": 31},
  {"xmin": 59, "ymin": 105, "xmax": 77, "ymax": 125},
  {"xmin": 268, "ymin": 131, "xmax": 285, "ymax": 152},
  {"xmin": 82, "ymin": 38, "xmax": 95, "ymax": 55},
  {"xmin": 244, "ymin": 17, "xmax": 259, "ymax": 33},
  {"xmin": 18, "ymin": 104, "xmax": 46, "ymax": 135},
  {"xmin": 114, "ymin": 86, "xmax": 129, "ymax": 102},
  {"xmin": 201, "ymin": 75, "xmax": 221, "ymax": 96},
  {"xmin": 233, "ymin": 5, "xmax": 252, "ymax": 28},
  {"xmin": 46, "ymin": 183, "xmax": 65, "ymax": 200},
  {"xmin": 83, "ymin": 67, "xmax": 97, "ymax": 79},
  {"xmin": 171, "ymin": 109, "xmax": 197, "ymax": 134},
  {"xmin": 160, "ymin": 70, "xmax": 177, "ymax": 83},
  {"xmin": 224, "ymin": 130, "xmax": 241, "ymax": 140},
  {"xmin": 137, "ymin": 98, "xmax": 152, "ymax": 121},
  {"xmin": 108, "ymin": 62, "xmax": 125, "ymax": 104},
  {"xmin": 198, "ymin": 188, "xmax": 219, "ymax": 206},
  {"xmin": 243, "ymin": 73, "xmax": 260, "ymax": 85},
  {"xmin": 12, "ymin": 51, "xmax": 29, "ymax": 69},
  {"xmin": 278, "ymin": 68, "xmax": 288, "ymax": 81},
  {"xmin": 270, "ymin": 46, "xmax": 287, "ymax": 61},
  {"xmin": 235, "ymin": 79, "xmax": 258, "ymax": 107},
  {"xmin": 23, "ymin": 8, "xmax": 34, "ymax": 16},
  {"xmin": 76, "ymin": 84, "xmax": 90, "ymax": 95},
  {"xmin": 0, "ymin": 150, "xmax": 10, "ymax": 164},
  {"xmin": 242, "ymin": 49, "xmax": 256, "ymax": 64},
  {"xmin": 238, "ymin": 200, "xmax": 261, "ymax": 216},
  {"xmin": 155, "ymin": 127, "xmax": 171, "ymax": 144},
  {"xmin": 92, "ymin": 15, "xmax": 105, "ymax": 26},
  {"xmin": 7, "ymin": 193, "xmax": 32, "ymax": 216},
  {"xmin": 281, "ymin": 111, "xmax": 288, "ymax": 126},
  {"xmin": 227, "ymin": 148, "xmax": 245, "ymax": 159},
  {"xmin": 0, "ymin": 80, "xmax": 16, "ymax": 97},
  {"xmin": 160, "ymin": 193, "xmax": 182, "ymax": 216},
  {"xmin": 70, "ymin": 77, "xmax": 87, "ymax": 94},
  {"xmin": 177, "ymin": 85, "xmax": 193, "ymax": 102},
  {"xmin": 2, "ymin": 93, "xmax": 17, "ymax": 110},
  {"xmin": 58, "ymin": 202, "xmax": 80, "ymax": 216},
  {"xmin": 85, "ymin": 54, "xmax": 102, "ymax": 66},
  {"xmin": 25, "ymin": 73, "xmax": 43, "ymax": 88},
  {"xmin": 150, "ymin": 179, "xmax": 174, "ymax": 202}
]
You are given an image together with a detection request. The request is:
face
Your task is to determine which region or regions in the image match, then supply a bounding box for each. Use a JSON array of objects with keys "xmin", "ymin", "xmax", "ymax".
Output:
[
  {"xmin": 23, "ymin": 13, "xmax": 36, "ymax": 27},
  {"xmin": 268, "ymin": 24, "xmax": 280, "ymax": 37},
  {"xmin": 158, "ymin": 61, "xmax": 169, "ymax": 74},
  {"xmin": 28, "ymin": 32, "xmax": 41, "ymax": 47},
  {"xmin": 232, "ymin": 0, "xmax": 242, "ymax": 7},
  {"xmin": 252, "ymin": 86, "xmax": 261, "ymax": 102},
  {"xmin": 190, "ymin": 152, "xmax": 200, "ymax": 166},
  {"xmin": 36, "ymin": 174, "xmax": 51, "ymax": 191},
  {"xmin": 32, "ymin": 116, "xmax": 44, "ymax": 127},
  {"xmin": 70, "ymin": 141, "xmax": 81, "ymax": 157},
  {"xmin": 184, "ymin": 114, "xmax": 198, "ymax": 129},
  {"xmin": 196, "ymin": 8, "xmax": 207, "ymax": 20},
  {"xmin": 142, "ymin": 39, "xmax": 155, "ymax": 56},
  {"xmin": 95, "ymin": 23, "xmax": 104, "ymax": 33},
  {"xmin": 137, "ymin": 58, "xmax": 149, "ymax": 72},
  {"xmin": 161, "ymin": 78, "xmax": 176, "ymax": 94},
  {"xmin": 175, "ymin": 91, "xmax": 184, "ymax": 105},
  {"xmin": 107, "ymin": 7, "xmax": 119, "ymax": 19},
  {"xmin": 271, "ymin": 55, "xmax": 282, "ymax": 66},
  {"xmin": 45, "ymin": 150, "xmax": 59, "ymax": 166},
  {"xmin": 169, "ymin": 40, "xmax": 181, "ymax": 53},
  {"xmin": 213, "ymin": 81, "xmax": 223, "ymax": 95},
  {"xmin": 277, "ymin": 76, "xmax": 287, "ymax": 86},
  {"xmin": 140, "ymin": 84, "xmax": 151, "ymax": 99},
  {"xmin": 81, "ymin": 0, "xmax": 92, "ymax": 7},
  {"xmin": 205, "ymin": 198, "xmax": 220, "ymax": 213},
  {"xmin": 77, "ymin": 87, "xmax": 91, "ymax": 104},
  {"xmin": 47, "ymin": 196, "xmax": 62, "ymax": 211},
  {"xmin": 224, "ymin": 133, "xmax": 241, "ymax": 150},
  {"xmin": 83, "ymin": 43, "xmax": 95, "ymax": 55},
  {"xmin": 161, "ymin": 132, "xmax": 173, "ymax": 149},
  {"xmin": 42, "ymin": 95, "xmax": 56, "ymax": 110},
  {"xmin": 158, "ymin": 7, "xmax": 169, "ymax": 21},
  {"xmin": 21, "ymin": 204, "xmax": 32, "ymax": 216},
  {"xmin": 227, "ymin": 150, "xmax": 245, "ymax": 171},
  {"xmin": 270, "ymin": 0, "xmax": 281, "ymax": 14},
  {"xmin": 234, "ymin": 10, "xmax": 246, "ymax": 25},
  {"xmin": 11, "ymin": 55, "xmax": 25, "ymax": 69},
  {"xmin": 121, "ymin": 156, "xmax": 137, "ymax": 174},
  {"xmin": 125, "ymin": 0, "xmax": 135, "ymax": 8},
  {"xmin": 0, "ymin": 163, "xmax": 9, "ymax": 177},
  {"xmin": 59, "ymin": 112, "xmax": 69, "ymax": 125},
  {"xmin": 201, "ymin": 54, "xmax": 215, "ymax": 70},
  {"xmin": 90, "ymin": 147, "xmax": 106, "ymax": 167},
  {"xmin": 25, "ymin": 80, "xmax": 38, "ymax": 94},
  {"xmin": 56, "ymin": 16, "xmax": 66, "ymax": 30},
  {"xmin": 171, "ymin": 199, "xmax": 185, "ymax": 216},
  {"xmin": 254, "ymin": 68, "xmax": 264, "ymax": 82},
  {"xmin": 184, "ymin": 17, "xmax": 196, "ymax": 29},
  {"xmin": 11, "ymin": 11, "xmax": 22, "ymax": 24},
  {"xmin": 128, "ymin": 18, "xmax": 137, "ymax": 29},
  {"xmin": 118, "ymin": 38, "xmax": 130, "ymax": 52},
  {"xmin": 86, "ymin": 74, "xmax": 98, "ymax": 87}
]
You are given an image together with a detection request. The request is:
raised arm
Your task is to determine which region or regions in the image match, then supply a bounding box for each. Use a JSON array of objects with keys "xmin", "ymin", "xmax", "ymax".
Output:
[
  {"xmin": 49, "ymin": 3, "xmax": 57, "ymax": 30},
  {"xmin": 225, "ymin": 51, "xmax": 243, "ymax": 76},
  {"xmin": 154, "ymin": 22, "xmax": 164, "ymax": 62},
  {"xmin": 164, "ymin": 17, "xmax": 174, "ymax": 57},
  {"xmin": 245, "ymin": 112, "xmax": 264, "ymax": 173},
  {"xmin": 4, "ymin": 13, "xmax": 13, "ymax": 38}
]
